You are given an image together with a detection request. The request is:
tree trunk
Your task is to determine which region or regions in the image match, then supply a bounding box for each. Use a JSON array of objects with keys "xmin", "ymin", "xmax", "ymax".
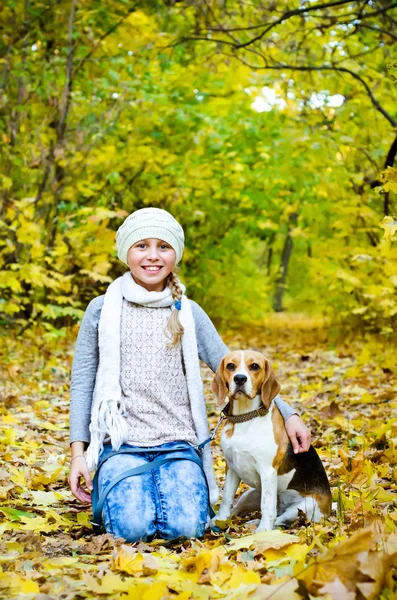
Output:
[{"xmin": 273, "ymin": 212, "xmax": 298, "ymax": 312}]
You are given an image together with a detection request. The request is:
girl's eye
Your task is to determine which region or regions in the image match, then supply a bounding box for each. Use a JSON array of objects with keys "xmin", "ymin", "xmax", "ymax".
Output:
[
  {"xmin": 226, "ymin": 363, "xmax": 236, "ymax": 371},
  {"xmin": 160, "ymin": 244, "xmax": 170, "ymax": 250},
  {"xmin": 249, "ymin": 363, "xmax": 260, "ymax": 371},
  {"xmin": 136, "ymin": 243, "xmax": 147, "ymax": 249}
]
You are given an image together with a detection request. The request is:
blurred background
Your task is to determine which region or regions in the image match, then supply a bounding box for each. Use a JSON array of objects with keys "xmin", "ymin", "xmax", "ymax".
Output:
[{"xmin": 1, "ymin": 0, "xmax": 396, "ymax": 339}]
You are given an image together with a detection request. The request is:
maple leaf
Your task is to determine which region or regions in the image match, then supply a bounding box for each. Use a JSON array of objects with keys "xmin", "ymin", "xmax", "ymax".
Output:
[
  {"xmin": 380, "ymin": 167, "xmax": 397, "ymax": 194},
  {"xmin": 379, "ymin": 216, "xmax": 397, "ymax": 241}
]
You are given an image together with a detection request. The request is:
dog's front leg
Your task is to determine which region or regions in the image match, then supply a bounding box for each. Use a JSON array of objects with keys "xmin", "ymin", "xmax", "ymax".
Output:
[
  {"xmin": 212, "ymin": 466, "xmax": 241, "ymax": 524},
  {"xmin": 257, "ymin": 467, "xmax": 278, "ymax": 531}
]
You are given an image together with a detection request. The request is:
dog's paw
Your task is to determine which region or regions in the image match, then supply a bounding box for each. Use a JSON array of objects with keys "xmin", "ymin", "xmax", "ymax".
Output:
[
  {"xmin": 256, "ymin": 520, "xmax": 275, "ymax": 532},
  {"xmin": 209, "ymin": 517, "xmax": 217, "ymax": 529},
  {"xmin": 209, "ymin": 514, "xmax": 231, "ymax": 530}
]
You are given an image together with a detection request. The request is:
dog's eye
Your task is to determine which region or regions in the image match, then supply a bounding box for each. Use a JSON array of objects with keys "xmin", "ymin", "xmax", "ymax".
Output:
[
  {"xmin": 249, "ymin": 363, "xmax": 260, "ymax": 371},
  {"xmin": 226, "ymin": 363, "xmax": 236, "ymax": 371}
]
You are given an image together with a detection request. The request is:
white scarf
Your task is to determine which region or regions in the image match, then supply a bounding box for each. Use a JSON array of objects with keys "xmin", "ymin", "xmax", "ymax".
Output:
[{"xmin": 86, "ymin": 272, "xmax": 219, "ymax": 504}]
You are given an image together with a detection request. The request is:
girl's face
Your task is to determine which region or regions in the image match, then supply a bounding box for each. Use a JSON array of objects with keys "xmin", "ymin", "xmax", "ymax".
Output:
[{"xmin": 127, "ymin": 238, "xmax": 176, "ymax": 292}]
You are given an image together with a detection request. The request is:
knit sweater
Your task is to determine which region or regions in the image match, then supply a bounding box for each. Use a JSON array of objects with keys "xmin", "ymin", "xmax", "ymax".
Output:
[
  {"xmin": 120, "ymin": 300, "xmax": 198, "ymax": 446},
  {"xmin": 69, "ymin": 296, "xmax": 297, "ymax": 447}
]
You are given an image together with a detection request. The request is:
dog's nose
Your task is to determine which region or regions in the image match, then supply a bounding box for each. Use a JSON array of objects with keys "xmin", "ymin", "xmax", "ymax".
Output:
[{"xmin": 234, "ymin": 374, "xmax": 247, "ymax": 385}]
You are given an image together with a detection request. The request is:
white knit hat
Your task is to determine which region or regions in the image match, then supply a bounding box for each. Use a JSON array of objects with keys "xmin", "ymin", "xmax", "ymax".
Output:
[{"xmin": 116, "ymin": 207, "xmax": 185, "ymax": 265}]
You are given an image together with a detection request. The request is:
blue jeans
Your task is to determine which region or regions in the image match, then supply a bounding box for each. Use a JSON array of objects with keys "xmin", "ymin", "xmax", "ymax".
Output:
[{"xmin": 97, "ymin": 441, "xmax": 210, "ymax": 542}]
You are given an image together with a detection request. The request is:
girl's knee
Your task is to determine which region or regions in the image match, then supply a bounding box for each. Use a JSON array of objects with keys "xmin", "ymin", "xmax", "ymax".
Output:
[
  {"xmin": 104, "ymin": 512, "xmax": 156, "ymax": 542},
  {"xmin": 106, "ymin": 523, "xmax": 155, "ymax": 543},
  {"xmin": 159, "ymin": 513, "xmax": 207, "ymax": 540},
  {"xmin": 103, "ymin": 497, "xmax": 157, "ymax": 542}
]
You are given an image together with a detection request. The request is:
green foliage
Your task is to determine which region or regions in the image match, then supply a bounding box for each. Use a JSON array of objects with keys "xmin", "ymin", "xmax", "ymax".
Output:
[{"xmin": 0, "ymin": 1, "xmax": 396, "ymax": 335}]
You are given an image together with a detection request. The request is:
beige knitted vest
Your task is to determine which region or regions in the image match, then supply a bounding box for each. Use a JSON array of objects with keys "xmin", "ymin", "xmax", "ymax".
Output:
[{"xmin": 120, "ymin": 299, "xmax": 198, "ymax": 446}]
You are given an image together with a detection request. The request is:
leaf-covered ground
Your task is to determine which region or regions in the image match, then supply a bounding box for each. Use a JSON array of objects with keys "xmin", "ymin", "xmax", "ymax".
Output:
[{"xmin": 0, "ymin": 318, "xmax": 396, "ymax": 599}]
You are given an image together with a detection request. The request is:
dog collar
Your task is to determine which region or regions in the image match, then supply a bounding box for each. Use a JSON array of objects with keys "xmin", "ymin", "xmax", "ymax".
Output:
[{"xmin": 221, "ymin": 402, "xmax": 269, "ymax": 423}]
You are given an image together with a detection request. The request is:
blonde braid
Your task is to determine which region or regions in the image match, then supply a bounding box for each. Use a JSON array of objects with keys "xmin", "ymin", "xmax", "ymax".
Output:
[{"xmin": 165, "ymin": 272, "xmax": 184, "ymax": 348}]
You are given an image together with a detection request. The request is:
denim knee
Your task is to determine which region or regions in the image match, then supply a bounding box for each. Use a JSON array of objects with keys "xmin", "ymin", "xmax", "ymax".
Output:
[
  {"xmin": 103, "ymin": 490, "xmax": 158, "ymax": 542},
  {"xmin": 158, "ymin": 513, "xmax": 207, "ymax": 541},
  {"xmin": 98, "ymin": 447, "xmax": 157, "ymax": 542},
  {"xmin": 104, "ymin": 499, "xmax": 157, "ymax": 542}
]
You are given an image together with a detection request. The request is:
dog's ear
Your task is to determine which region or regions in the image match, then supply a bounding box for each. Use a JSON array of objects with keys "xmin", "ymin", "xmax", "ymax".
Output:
[
  {"xmin": 211, "ymin": 359, "xmax": 228, "ymax": 407},
  {"xmin": 261, "ymin": 360, "xmax": 281, "ymax": 409}
]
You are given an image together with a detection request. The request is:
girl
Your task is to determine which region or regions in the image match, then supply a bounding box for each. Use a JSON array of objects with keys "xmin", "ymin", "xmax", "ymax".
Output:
[{"xmin": 69, "ymin": 207, "xmax": 310, "ymax": 542}]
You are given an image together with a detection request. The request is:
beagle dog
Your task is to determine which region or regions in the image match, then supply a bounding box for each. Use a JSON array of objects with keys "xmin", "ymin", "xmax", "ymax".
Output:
[{"xmin": 211, "ymin": 350, "xmax": 332, "ymax": 531}]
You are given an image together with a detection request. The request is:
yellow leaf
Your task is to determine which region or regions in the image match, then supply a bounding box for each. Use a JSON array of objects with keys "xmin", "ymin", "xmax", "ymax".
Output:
[
  {"xmin": 142, "ymin": 581, "xmax": 168, "ymax": 600},
  {"xmin": 181, "ymin": 548, "xmax": 223, "ymax": 584},
  {"xmin": 252, "ymin": 578, "xmax": 301, "ymax": 599},
  {"xmin": 20, "ymin": 579, "xmax": 40, "ymax": 593},
  {"xmin": 376, "ymin": 488, "xmax": 397, "ymax": 502},
  {"xmin": 381, "ymin": 167, "xmax": 397, "ymax": 194},
  {"xmin": 226, "ymin": 529, "xmax": 299, "ymax": 552},
  {"xmin": 40, "ymin": 421, "xmax": 60, "ymax": 431},
  {"xmin": 173, "ymin": 593, "xmax": 191, "ymax": 600},
  {"xmin": 285, "ymin": 543, "xmax": 312, "ymax": 561},
  {"xmin": 225, "ymin": 566, "xmax": 261, "ymax": 589},
  {"xmin": 0, "ymin": 415, "xmax": 17, "ymax": 424},
  {"xmin": 9, "ymin": 467, "xmax": 26, "ymax": 487},
  {"xmin": 124, "ymin": 582, "xmax": 164, "ymax": 600},
  {"xmin": 0, "ymin": 572, "xmax": 40, "ymax": 594},
  {"xmin": 30, "ymin": 490, "xmax": 59, "ymax": 506},
  {"xmin": 82, "ymin": 573, "xmax": 131, "ymax": 594},
  {"xmin": 262, "ymin": 548, "xmax": 286, "ymax": 561},
  {"xmin": 76, "ymin": 511, "xmax": 91, "ymax": 526},
  {"xmin": 113, "ymin": 546, "xmax": 144, "ymax": 575},
  {"xmin": 43, "ymin": 557, "xmax": 79, "ymax": 569},
  {"xmin": 380, "ymin": 216, "xmax": 397, "ymax": 240}
]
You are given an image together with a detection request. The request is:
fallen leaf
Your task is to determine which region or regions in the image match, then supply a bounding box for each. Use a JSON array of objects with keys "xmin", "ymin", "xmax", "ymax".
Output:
[
  {"xmin": 226, "ymin": 530, "xmax": 300, "ymax": 553},
  {"xmin": 319, "ymin": 577, "xmax": 356, "ymax": 600},
  {"xmin": 249, "ymin": 577, "xmax": 301, "ymax": 599},
  {"xmin": 82, "ymin": 572, "xmax": 131, "ymax": 594},
  {"xmin": 299, "ymin": 529, "xmax": 379, "ymax": 595}
]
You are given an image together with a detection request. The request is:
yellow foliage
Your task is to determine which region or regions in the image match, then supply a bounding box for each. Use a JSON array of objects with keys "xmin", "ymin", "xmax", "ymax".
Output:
[{"xmin": 380, "ymin": 215, "xmax": 397, "ymax": 240}]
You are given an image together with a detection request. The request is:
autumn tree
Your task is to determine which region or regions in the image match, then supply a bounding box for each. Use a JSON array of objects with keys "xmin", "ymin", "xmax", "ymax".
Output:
[{"xmin": 0, "ymin": 0, "xmax": 396, "ymax": 335}]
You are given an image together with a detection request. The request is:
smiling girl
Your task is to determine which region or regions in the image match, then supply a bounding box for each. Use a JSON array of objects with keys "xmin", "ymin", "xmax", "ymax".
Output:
[{"xmin": 68, "ymin": 207, "xmax": 310, "ymax": 542}]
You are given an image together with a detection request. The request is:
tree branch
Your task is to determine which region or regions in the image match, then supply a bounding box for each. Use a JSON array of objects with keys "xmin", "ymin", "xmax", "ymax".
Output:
[
  {"xmin": 178, "ymin": 1, "xmax": 397, "ymax": 48},
  {"xmin": 74, "ymin": 5, "xmax": 138, "ymax": 75},
  {"xmin": 291, "ymin": 2, "xmax": 397, "ymax": 25},
  {"xmin": 57, "ymin": 0, "xmax": 76, "ymax": 141},
  {"xmin": 383, "ymin": 133, "xmax": 397, "ymax": 214},
  {"xmin": 356, "ymin": 22, "xmax": 397, "ymax": 42},
  {"xmin": 234, "ymin": 0, "xmax": 359, "ymax": 49},
  {"xmin": 233, "ymin": 55, "xmax": 397, "ymax": 128},
  {"xmin": 204, "ymin": 0, "xmax": 361, "ymax": 34}
]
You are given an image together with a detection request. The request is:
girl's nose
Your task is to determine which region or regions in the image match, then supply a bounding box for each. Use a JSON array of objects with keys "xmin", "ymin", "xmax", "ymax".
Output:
[{"xmin": 147, "ymin": 245, "xmax": 160, "ymax": 260}]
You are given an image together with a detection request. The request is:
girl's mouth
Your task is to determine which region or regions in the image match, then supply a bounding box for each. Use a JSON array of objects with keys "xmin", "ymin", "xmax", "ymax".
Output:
[{"xmin": 142, "ymin": 266, "xmax": 162, "ymax": 272}]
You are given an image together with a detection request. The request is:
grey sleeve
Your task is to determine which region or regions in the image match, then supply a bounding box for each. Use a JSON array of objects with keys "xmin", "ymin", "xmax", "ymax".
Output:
[
  {"xmin": 190, "ymin": 299, "xmax": 298, "ymax": 420},
  {"xmin": 69, "ymin": 295, "xmax": 104, "ymax": 447},
  {"xmin": 274, "ymin": 396, "xmax": 299, "ymax": 420},
  {"xmin": 190, "ymin": 300, "xmax": 229, "ymax": 372}
]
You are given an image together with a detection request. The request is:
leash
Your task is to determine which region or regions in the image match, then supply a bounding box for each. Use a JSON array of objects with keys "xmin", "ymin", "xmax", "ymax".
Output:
[
  {"xmin": 90, "ymin": 413, "xmax": 227, "ymax": 532},
  {"xmin": 191, "ymin": 412, "xmax": 226, "ymax": 451}
]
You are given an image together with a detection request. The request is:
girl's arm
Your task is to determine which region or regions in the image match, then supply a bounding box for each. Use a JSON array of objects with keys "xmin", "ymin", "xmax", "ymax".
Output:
[
  {"xmin": 190, "ymin": 300, "xmax": 311, "ymax": 452},
  {"xmin": 69, "ymin": 295, "xmax": 103, "ymax": 447},
  {"xmin": 69, "ymin": 296, "xmax": 104, "ymax": 501}
]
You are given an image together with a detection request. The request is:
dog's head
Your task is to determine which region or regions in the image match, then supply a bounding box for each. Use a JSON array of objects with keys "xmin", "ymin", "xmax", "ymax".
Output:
[{"xmin": 211, "ymin": 350, "xmax": 281, "ymax": 409}]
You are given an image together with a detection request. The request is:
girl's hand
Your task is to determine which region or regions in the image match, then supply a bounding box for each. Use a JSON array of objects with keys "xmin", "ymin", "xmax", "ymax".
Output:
[
  {"xmin": 68, "ymin": 456, "xmax": 93, "ymax": 503},
  {"xmin": 284, "ymin": 414, "xmax": 311, "ymax": 453}
]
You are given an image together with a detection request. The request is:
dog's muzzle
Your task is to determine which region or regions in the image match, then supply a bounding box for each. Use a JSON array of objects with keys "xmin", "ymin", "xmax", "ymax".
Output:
[{"xmin": 232, "ymin": 373, "xmax": 248, "ymax": 394}]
